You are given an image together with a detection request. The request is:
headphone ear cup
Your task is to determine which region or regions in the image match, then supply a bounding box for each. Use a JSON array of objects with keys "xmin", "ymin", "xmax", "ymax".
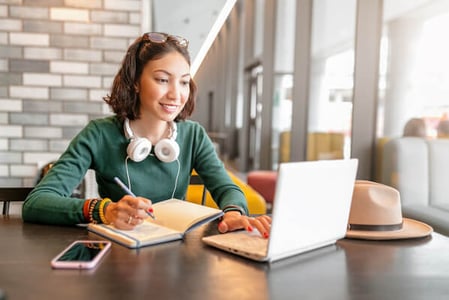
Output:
[
  {"xmin": 154, "ymin": 139, "xmax": 180, "ymax": 163},
  {"xmin": 127, "ymin": 137, "xmax": 152, "ymax": 162}
]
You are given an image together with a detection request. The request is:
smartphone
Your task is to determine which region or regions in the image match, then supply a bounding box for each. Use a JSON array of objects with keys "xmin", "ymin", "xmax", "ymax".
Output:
[{"xmin": 51, "ymin": 240, "xmax": 111, "ymax": 269}]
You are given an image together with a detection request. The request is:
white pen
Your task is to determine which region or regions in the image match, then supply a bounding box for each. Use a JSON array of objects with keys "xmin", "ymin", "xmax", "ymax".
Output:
[{"xmin": 113, "ymin": 176, "xmax": 156, "ymax": 220}]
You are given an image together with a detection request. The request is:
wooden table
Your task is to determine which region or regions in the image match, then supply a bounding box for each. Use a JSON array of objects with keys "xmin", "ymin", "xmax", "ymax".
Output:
[{"xmin": 1, "ymin": 216, "xmax": 449, "ymax": 300}]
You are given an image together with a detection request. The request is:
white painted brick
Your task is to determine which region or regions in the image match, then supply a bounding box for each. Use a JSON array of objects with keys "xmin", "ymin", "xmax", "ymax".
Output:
[
  {"xmin": 50, "ymin": 113, "xmax": 88, "ymax": 126},
  {"xmin": 104, "ymin": 50, "xmax": 126, "ymax": 62},
  {"xmin": 105, "ymin": 0, "xmax": 141, "ymax": 11},
  {"xmin": 50, "ymin": 8, "xmax": 89, "ymax": 22},
  {"xmin": 24, "ymin": 20, "xmax": 62, "ymax": 34},
  {"xmin": 91, "ymin": 10, "xmax": 128, "ymax": 23},
  {"xmin": 0, "ymin": 139, "xmax": 7, "ymax": 150},
  {"xmin": 0, "ymin": 32, "xmax": 7, "ymax": 44},
  {"xmin": 65, "ymin": 0, "xmax": 102, "ymax": 9},
  {"xmin": 129, "ymin": 12, "xmax": 141, "ymax": 25},
  {"xmin": 23, "ymin": 73, "xmax": 62, "ymax": 87},
  {"xmin": 90, "ymin": 37, "xmax": 128, "ymax": 50},
  {"xmin": 0, "ymin": 165, "xmax": 8, "ymax": 176},
  {"xmin": 10, "ymin": 60, "xmax": 48, "ymax": 73},
  {"xmin": 90, "ymin": 63, "xmax": 119, "ymax": 75},
  {"xmin": 10, "ymin": 113, "xmax": 48, "ymax": 125},
  {"xmin": 51, "ymin": 61, "xmax": 89, "ymax": 74},
  {"xmin": 49, "ymin": 139, "xmax": 71, "ymax": 152},
  {"xmin": 103, "ymin": 76, "xmax": 114, "ymax": 89},
  {"xmin": 89, "ymin": 89, "xmax": 109, "ymax": 101},
  {"xmin": 10, "ymin": 33, "xmax": 50, "ymax": 46},
  {"xmin": 50, "ymin": 88, "xmax": 88, "ymax": 101},
  {"xmin": 0, "ymin": 19, "xmax": 22, "ymax": 31},
  {"xmin": 23, "ymin": 100, "xmax": 62, "ymax": 113},
  {"xmin": 64, "ymin": 22, "xmax": 102, "ymax": 36},
  {"xmin": 64, "ymin": 49, "xmax": 102, "ymax": 62},
  {"xmin": 10, "ymin": 139, "xmax": 47, "ymax": 151},
  {"xmin": 9, "ymin": 6, "xmax": 48, "ymax": 19},
  {"xmin": 0, "ymin": 125, "xmax": 22, "ymax": 137},
  {"xmin": 1, "ymin": 46, "xmax": 23, "ymax": 59},
  {"xmin": 104, "ymin": 24, "xmax": 139, "ymax": 37},
  {"xmin": 0, "ymin": 59, "xmax": 7, "ymax": 71},
  {"xmin": 0, "ymin": 113, "xmax": 6, "ymax": 124},
  {"xmin": 24, "ymin": 152, "xmax": 61, "ymax": 165},
  {"xmin": 51, "ymin": 35, "xmax": 89, "ymax": 48},
  {"xmin": 0, "ymin": 99, "xmax": 22, "ymax": 112},
  {"xmin": 64, "ymin": 101, "xmax": 102, "ymax": 114},
  {"xmin": 0, "ymin": 5, "xmax": 7, "ymax": 17},
  {"xmin": 10, "ymin": 86, "xmax": 49, "ymax": 99},
  {"xmin": 10, "ymin": 164, "xmax": 37, "ymax": 177},
  {"xmin": 63, "ymin": 75, "xmax": 102, "ymax": 88},
  {"xmin": 25, "ymin": 126, "xmax": 62, "ymax": 139},
  {"xmin": 24, "ymin": 47, "xmax": 62, "ymax": 60},
  {"xmin": 0, "ymin": 151, "xmax": 22, "ymax": 163}
]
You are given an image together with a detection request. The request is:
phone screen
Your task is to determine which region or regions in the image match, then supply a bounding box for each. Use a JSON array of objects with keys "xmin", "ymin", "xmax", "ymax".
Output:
[{"xmin": 51, "ymin": 240, "xmax": 111, "ymax": 269}]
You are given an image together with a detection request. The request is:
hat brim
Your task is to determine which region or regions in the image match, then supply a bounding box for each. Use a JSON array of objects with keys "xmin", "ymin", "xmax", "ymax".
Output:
[{"xmin": 345, "ymin": 218, "xmax": 433, "ymax": 240}]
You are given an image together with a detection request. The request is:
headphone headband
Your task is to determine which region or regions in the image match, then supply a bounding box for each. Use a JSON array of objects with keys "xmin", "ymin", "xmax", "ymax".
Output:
[
  {"xmin": 124, "ymin": 118, "xmax": 133, "ymax": 139},
  {"xmin": 169, "ymin": 121, "xmax": 177, "ymax": 140}
]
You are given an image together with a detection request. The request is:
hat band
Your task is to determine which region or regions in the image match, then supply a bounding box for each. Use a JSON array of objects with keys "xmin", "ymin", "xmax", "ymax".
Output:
[{"xmin": 348, "ymin": 222, "xmax": 403, "ymax": 232}]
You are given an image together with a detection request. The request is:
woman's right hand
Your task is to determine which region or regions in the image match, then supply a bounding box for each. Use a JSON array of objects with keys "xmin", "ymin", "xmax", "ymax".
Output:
[{"xmin": 104, "ymin": 195, "xmax": 153, "ymax": 230}]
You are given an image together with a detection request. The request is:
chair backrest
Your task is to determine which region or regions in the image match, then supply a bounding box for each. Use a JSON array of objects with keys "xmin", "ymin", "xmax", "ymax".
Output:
[
  {"xmin": 427, "ymin": 139, "xmax": 449, "ymax": 206},
  {"xmin": 403, "ymin": 118, "xmax": 427, "ymax": 137},
  {"xmin": 188, "ymin": 171, "xmax": 207, "ymax": 206},
  {"xmin": 381, "ymin": 137, "xmax": 429, "ymax": 207},
  {"xmin": 437, "ymin": 119, "xmax": 449, "ymax": 138},
  {"xmin": 1, "ymin": 187, "xmax": 34, "ymax": 216}
]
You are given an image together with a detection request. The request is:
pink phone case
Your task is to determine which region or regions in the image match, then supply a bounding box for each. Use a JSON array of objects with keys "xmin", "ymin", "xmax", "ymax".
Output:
[{"xmin": 51, "ymin": 240, "xmax": 111, "ymax": 269}]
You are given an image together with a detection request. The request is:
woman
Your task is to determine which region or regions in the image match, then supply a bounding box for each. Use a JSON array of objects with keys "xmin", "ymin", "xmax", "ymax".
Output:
[{"xmin": 22, "ymin": 32, "xmax": 271, "ymax": 238}]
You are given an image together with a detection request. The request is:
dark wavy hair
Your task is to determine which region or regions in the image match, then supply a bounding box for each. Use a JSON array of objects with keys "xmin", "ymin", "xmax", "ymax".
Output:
[{"xmin": 103, "ymin": 33, "xmax": 197, "ymax": 122}]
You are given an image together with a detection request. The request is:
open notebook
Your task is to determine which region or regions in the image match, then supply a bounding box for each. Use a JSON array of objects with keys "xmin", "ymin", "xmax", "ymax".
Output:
[{"xmin": 202, "ymin": 159, "xmax": 358, "ymax": 262}]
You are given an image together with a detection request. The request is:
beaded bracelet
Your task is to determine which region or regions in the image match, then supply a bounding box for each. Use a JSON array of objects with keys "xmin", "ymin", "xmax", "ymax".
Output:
[
  {"xmin": 99, "ymin": 198, "xmax": 112, "ymax": 224},
  {"xmin": 83, "ymin": 199, "xmax": 91, "ymax": 222},
  {"xmin": 88, "ymin": 198, "xmax": 100, "ymax": 224}
]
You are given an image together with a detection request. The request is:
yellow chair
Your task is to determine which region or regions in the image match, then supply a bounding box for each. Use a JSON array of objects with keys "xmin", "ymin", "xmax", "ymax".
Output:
[
  {"xmin": 280, "ymin": 131, "xmax": 345, "ymax": 162},
  {"xmin": 186, "ymin": 170, "xmax": 267, "ymax": 215},
  {"xmin": 307, "ymin": 132, "xmax": 345, "ymax": 161},
  {"xmin": 374, "ymin": 136, "xmax": 391, "ymax": 182}
]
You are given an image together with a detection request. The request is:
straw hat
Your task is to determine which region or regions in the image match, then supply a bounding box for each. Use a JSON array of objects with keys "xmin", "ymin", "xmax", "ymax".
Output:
[{"xmin": 346, "ymin": 180, "xmax": 433, "ymax": 240}]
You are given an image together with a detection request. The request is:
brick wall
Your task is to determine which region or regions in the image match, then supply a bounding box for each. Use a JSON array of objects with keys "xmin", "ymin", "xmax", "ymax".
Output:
[{"xmin": 0, "ymin": 0, "xmax": 146, "ymax": 186}]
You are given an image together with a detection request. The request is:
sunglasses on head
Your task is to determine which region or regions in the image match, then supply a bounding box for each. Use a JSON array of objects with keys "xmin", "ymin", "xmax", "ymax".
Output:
[{"xmin": 142, "ymin": 32, "xmax": 189, "ymax": 48}]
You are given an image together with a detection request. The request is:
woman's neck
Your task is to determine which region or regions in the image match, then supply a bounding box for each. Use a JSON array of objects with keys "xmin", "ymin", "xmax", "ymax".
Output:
[{"xmin": 130, "ymin": 118, "xmax": 170, "ymax": 144}]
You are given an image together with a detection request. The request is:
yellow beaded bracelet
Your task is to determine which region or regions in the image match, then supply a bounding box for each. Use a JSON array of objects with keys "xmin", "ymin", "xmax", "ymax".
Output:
[{"xmin": 99, "ymin": 198, "xmax": 112, "ymax": 224}]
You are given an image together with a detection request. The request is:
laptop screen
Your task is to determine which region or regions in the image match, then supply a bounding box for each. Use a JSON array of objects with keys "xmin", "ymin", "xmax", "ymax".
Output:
[{"xmin": 267, "ymin": 159, "xmax": 358, "ymax": 261}]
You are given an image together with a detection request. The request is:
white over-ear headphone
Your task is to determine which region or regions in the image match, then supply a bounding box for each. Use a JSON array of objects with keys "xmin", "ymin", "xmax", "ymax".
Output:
[{"xmin": 124, "ymin": 118, "xmax": 180, "ymax": 163}]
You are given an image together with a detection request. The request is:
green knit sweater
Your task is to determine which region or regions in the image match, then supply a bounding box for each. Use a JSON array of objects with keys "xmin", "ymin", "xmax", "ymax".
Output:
[{"xmin": 22, "ymin": 116, "xmax": 247, "ymax": 225}]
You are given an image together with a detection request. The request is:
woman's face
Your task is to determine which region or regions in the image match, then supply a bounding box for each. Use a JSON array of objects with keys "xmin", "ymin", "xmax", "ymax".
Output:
[{"xmin": 137, "ymin": 51, "xmax": 191, "ymax": 122}]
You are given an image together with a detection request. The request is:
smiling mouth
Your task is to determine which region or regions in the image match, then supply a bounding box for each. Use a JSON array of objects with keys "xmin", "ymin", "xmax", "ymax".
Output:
[{"xmin": 161, "ymin": 104, "xmax": 178, "ymax": 112}]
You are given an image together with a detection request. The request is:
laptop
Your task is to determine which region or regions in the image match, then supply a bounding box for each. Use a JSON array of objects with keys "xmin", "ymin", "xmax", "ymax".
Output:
[{"xmin": 202, "ymin": 159, "xmax": 358, "ymax": 263}]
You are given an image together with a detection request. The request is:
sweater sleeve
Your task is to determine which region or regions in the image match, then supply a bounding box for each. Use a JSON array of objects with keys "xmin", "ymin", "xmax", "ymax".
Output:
[
  {"xmin": 22, "ymin": 120, "xmax": 101, "ymax": 225},
  {"xmin": 190, "ymin": 123, "xmax": 248, "ymax": 215}
]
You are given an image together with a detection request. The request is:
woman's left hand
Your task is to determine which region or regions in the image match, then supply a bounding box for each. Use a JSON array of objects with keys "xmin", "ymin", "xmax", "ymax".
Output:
[{"xmin": 218, "ymin": 211, "xmax": 272, "ymax": 238}]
